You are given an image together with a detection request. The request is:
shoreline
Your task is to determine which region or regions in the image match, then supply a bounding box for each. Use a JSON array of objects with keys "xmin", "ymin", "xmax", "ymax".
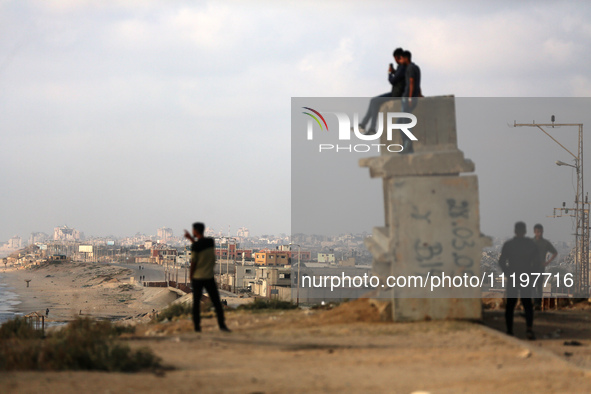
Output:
[{"xmin": 0, "ymin": 262, "xmax": 178, "ymax": 324}]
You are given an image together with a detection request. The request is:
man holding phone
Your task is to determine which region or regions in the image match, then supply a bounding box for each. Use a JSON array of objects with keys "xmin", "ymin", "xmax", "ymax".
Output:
[
  {"xmin": 184, "ymin": 222, "xmax": 230, "ymax": 333},
  {"xmin": 358, "ymin": 47, "xmax": 406, "ymax": 135}
]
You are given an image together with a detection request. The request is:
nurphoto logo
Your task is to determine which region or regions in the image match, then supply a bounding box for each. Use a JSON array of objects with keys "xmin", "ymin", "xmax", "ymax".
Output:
[{"xmin": 302, "ymin": 107, "xmax": 418, "ymax": 153}]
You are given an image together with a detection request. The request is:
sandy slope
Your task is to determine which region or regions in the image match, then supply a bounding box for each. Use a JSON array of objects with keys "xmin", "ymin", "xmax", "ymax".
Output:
[{"xmin": 1, "ymin": 262, "xmax": 177, "ymax": 322}]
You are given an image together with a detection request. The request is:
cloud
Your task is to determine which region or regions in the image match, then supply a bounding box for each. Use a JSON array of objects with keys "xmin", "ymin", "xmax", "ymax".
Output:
[
  {"xmin": 569, "ymin": 75, "xmax": 591, "ymax": 96},
  {"xmin": 296, "ymin": 38, "xmax": 358, "ymax": 95},
  {"xmin": 1, "ymin": 1, "xmax": 591, "ymax": 240}
]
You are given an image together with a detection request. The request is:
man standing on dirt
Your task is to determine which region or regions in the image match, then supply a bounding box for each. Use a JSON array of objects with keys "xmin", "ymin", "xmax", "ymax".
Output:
[
  {"xmin": 532, "ymin": 223, "xmax": 557, "ymax": 309},
  {"xmin": 184, "ymin": 222, "xmax": 230, "ymax": 333},
  {"xmin": 498, "ymin": 221, "xmax": 538, "ymax": 340}
]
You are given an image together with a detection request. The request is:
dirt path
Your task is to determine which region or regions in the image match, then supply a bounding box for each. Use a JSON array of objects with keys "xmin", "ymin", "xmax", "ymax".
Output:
[
  {"xmin": 3, "ymin": 300, "xmax": 591, "ymax": 393},
  {"xmin": 484, "ymin": 308, "xmax": 591, "ymax": 371}
]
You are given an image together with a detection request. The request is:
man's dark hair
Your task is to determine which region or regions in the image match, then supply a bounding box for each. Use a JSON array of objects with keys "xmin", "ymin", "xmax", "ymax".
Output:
[
  {"xmin": 534, "ymin": 223, "xmax": 544, "ymax": 231},
  {"xmin": 193, "ymin": 222, "xmax": 205, "ymax": 235},
  {"xmin": 514, "ymin": 221, "xmax": 527, "ymax": 235},
  {"xmin": 393, "ymin": 48, "xmax": 404, "ymax": 57},
  {"xmin": 402, "ymin": 50, "xmax": 412, "ymax": 61}
]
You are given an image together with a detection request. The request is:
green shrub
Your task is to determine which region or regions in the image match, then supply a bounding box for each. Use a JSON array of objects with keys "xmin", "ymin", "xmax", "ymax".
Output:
[
  {"xmin": 237, "ymin": 299, "xmax": 298, "ymax": 311},
  {"xmin": 154, "ymin": 303, "xmax": 192, "ymax": 322},
  {"xmin": 0, "ymin": 317, "xmax": 160, "ymax": 372},
  {"xmin": 0, "ymin": 317, "xmax": 43, "ymax": 340}
]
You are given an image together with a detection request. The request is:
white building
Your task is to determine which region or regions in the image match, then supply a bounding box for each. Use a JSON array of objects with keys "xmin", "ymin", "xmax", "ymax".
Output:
[
  {"xmin": 237, "ymin": 227, "xmax": 250, "ymax": 238},
  {"xmin": 157, "ymin": 227, "xmax": 174, "ymax": 241},
  {"xmin": 53, "ymin": 226, "xmax": 84, "ymax": 241},
  {"xmin": 8, "ymin": 236, "xmax": 22, "ymax": 249}
]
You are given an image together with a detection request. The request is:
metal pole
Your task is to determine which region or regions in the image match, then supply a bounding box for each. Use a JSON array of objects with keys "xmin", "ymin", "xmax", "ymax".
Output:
[
  {"xmin": 289, "ymin": 242, "xmax": 301, "ymax": 305},
  {"xmin": 297, "ymin": 245, "xmax": 301, "ymax": 305},
  {"xmin": 232, "ymin": 238, "xmax": 236, "ymax": 293},
  {"xmin": 514, "ymin": 120, "xmax": 587, "ymax": 297}
]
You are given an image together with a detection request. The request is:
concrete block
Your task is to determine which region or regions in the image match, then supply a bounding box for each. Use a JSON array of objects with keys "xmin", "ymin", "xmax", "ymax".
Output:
[
  {"xmin": 359, "ymin": 150, "xmax": 475, "ymax": 178},
  {"xmin": 362, "ymin": 96, "xmax": 492, "ymax": 321},
  {"xmin": 377, "ymin": 95, "xmax": 458, "ymax": 153}
]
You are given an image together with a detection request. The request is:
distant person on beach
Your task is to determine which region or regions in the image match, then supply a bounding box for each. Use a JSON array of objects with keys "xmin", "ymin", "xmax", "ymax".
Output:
[
  {"xmin": 46, "ymin": 308, "xmax": 49, "ymax": 317},
  {"xmin": 498, "ymin": 221, "xmax": 538, "ymax": 340},
  {"xmin": 184, "ymin": 222, "xmax": 230, "ymax": 333},
  {"xmin": 532, "ymin": 224, "xmax": 557, "ymax": 309},
  {"xmin": 358, "ymin": 47, "xmax": 406, "ymax": 135}
]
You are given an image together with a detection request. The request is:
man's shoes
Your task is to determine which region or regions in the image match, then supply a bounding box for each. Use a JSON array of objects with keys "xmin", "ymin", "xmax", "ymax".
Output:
[
  {"xmin": 506, "ymin": 330, "xmax": 514, "ymax": 336},
  {"xmin": 526, "ymin": 330, "xmax": 536, "ymax": 341},
  {"xmin": 219, "ymin": 326, "xmax": 231, "ymax": 333},
  {"xmin": 194, "ymin": 327, "xmax": 201, "ymax": 333},
  {"xmin": 364, "ymin": 129, "xmax": 377, "ymax": 135},
  {"xmin": 352, "ymin": 124, "xmax": 366, "ymax": 134}
]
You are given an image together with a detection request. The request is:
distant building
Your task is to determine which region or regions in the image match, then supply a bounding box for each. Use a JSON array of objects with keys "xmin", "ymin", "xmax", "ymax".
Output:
[
  {"xmin": 8, "ymin": 236, "xmax": 22, "ymax": 249},
  {"xmin": 53, "ymin": 226, "xmax": 84, "ymax": 241},
  {"xmin": 151, "ymin": 244, "xmax": 178, "ymax": 264},
  {"xmin": 237, "ymin": 227, "xmax": 250, "ymax": 238},
  {"xmin": 29, "ymin": 232, "xmax": 50, "ymax": 245},
  {"xmin": 289, "ymin": 250, "xmax": 311, "ymax": 261},
  {"xmin": 254, "ymin": 250, "xmax": 290, "ymax": 266},
  {"xmin": 157, "ymin": 227, "xmax": 173, "ymax": 242},
  {"xmin": 214, "ymin": 242, "xmax": 253, "ymax": 260},
  {"xmin": 251, "ymin": 267, "xmax": 292, "ymax": 299},
  {"xmin": 277, "ymin": 245, "xmax": 311, "ymax": 261},
  {"xmin": 234, "ymin": 265, "xmax": 257, "ymax": 288},
  {"xmin": 318, "ymin": 253, "xmax": 335, "ymax": 263}
]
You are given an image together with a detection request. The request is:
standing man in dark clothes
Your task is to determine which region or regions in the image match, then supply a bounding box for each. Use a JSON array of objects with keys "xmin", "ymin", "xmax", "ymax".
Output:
[
  {"xmin": 184, "ymin": 222, "xmax": 230, "ymax": 333},
  {"xmin": 399, "ymin": 50, "xmax": 421, "ymax": 153},
  {"xmin": 532, "ymin": 223, "xmax": 558, "ymax": 309},
  {"xmin": 358, "ymin": 48, "xmax": 406, "ymax": 135},
  {"xmin": 498, "ymin": 221, "xmax": 538, "ymax": 340}
]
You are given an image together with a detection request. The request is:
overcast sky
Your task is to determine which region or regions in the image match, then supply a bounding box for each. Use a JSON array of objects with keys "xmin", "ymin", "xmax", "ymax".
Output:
[{"xmin": 1, "ymin": 1, "xmax": 591, "ymax": 241}]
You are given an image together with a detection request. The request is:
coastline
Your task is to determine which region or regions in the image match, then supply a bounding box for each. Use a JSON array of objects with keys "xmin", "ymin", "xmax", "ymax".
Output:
[
  {"xmin": 0, "ymin": 262, "xmax": 178, "ymax": 324},
  {"xmin": 0, "ymin": 271, "xmax": 22, "ymax": 324}
]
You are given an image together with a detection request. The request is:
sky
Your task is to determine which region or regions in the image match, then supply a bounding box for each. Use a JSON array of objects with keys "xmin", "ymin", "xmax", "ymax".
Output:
[{"xmin": 1, "ymin": 0, "xmax": 591, "ymax": 241}]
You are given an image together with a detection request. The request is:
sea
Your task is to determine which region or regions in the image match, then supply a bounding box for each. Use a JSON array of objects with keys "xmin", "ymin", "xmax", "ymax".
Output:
[{"xmin": 0, "ymin": 272, "xmax": 21, "ymax": 325}]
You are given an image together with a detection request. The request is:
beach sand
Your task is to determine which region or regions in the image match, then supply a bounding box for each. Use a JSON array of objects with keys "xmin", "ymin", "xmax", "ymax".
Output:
[{"xmin": 1, "ymin": 261, "xmax": 178, "ymax": 323}]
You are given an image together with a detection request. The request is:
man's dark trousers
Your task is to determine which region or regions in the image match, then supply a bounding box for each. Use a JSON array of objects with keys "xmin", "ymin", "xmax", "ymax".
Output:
[
  {"xmin": 192, "ymin": 278, "xmax": 226, "ymax": 331},
  {"xmin": 534, "ymin": 268, "xmax": 545, "ymax": 307},
  {"xmin": 360, "ymin": 93, "xmax": 395, "ymax": 133},
  {"xmin": 505, "ymin": 283, "xmax": 534, "ymax": 334}
]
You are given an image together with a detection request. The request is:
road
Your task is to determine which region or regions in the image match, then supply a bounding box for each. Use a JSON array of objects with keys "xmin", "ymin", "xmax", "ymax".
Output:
[{"xmin": 114, "ymin": 261, "xmax": 237, "ymax": 285}]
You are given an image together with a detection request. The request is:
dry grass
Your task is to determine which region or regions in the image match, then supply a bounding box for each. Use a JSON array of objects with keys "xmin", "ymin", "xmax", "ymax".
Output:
[{"xmin": 0, "ymin": 317, "xmax": 161, "ymax": 372}]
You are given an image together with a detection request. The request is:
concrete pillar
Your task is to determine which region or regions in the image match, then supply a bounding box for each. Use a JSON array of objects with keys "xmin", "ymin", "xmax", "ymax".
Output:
[{"xmin": 360, "ymin": 96, "xmax": 491, "ymax": 321}]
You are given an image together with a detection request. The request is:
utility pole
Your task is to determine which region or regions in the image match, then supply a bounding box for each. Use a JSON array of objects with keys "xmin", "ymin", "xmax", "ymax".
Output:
[
  {"xmin": 514, "ymin": 117, "xmax": 588, "ymax": 296},
  {"xmin": 289, "ymin": 243, "xmax": 301, "ymax": 305}
]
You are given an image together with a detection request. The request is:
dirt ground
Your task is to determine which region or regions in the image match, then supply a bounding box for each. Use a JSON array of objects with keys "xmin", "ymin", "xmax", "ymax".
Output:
[
  {"xmin": 2, "ymin": 262, "xmax": 179, "ymax": 322},
  {"xmin": 3, "ymin": 299, "xmax": 591, "ymax": 393}
]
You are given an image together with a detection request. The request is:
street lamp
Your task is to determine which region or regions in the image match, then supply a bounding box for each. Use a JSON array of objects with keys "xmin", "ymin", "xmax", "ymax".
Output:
[
  {"xmin": 515, "ymin": 118, "xmax": 588, "ymax": 296},
  {"xmin": 556, "ymin": 160, "xmax": 577, "ymax": 169},
  {"xmin": 289, "ymin": 243, "xmax": 301, "ymax": 306},
  {"xmin": 227, "ymin": 237, "xmax": 236, "ymax": 292},
  {"xmin": 219, "ymin": 236, "xmax": 236, "ymax": 291}
]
